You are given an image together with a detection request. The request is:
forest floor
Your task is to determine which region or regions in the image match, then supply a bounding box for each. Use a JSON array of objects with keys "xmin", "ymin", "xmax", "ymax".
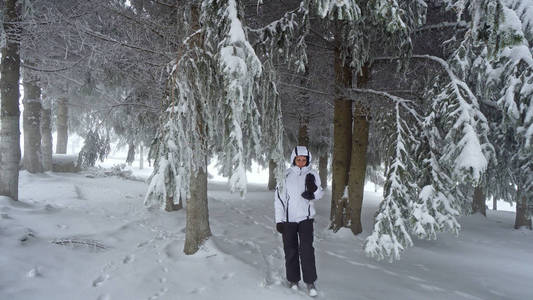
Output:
[{"xmin": 1, "ymin": 166, "xmax": 532, "ymax": 300}]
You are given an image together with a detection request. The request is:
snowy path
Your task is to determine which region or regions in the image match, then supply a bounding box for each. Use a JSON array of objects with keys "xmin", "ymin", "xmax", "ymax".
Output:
[{"xmin": 1, "ymin": 171, "xmax": 532, "ymax": 300}]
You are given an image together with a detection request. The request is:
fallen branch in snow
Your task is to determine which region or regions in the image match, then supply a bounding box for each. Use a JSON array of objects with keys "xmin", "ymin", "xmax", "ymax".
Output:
[{"xmin": 51, "ymin": 238, "xmax": 107, "ymax": 251}]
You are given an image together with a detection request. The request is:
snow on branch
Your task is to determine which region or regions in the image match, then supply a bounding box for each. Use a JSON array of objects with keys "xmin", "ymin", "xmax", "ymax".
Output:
[
  {"xmin": 249, "ymin": 2, "xmax": 309, "ymax": 72},
  {"xmin": 417, "ymin": 54, "xmax": 490, "ymax": 184},
  {"xmin": 215, "ymin": 0, "xmax": 263, "ymax": 196},
  {"xmin": 315, "ymin": 0, "xmax": 361, "ymax": 20}
]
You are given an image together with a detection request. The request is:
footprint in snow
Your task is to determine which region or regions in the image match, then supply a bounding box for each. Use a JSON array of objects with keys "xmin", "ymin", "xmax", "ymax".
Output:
[
  {"xmin": 148, "ymin": 287, "xmax": 168, "ymax": 300},
  {"xmin": 221, "ymin": 272, "xmax": 234, "ymax": 280},
  {"xmin": 92, "ymin": 274, "xmax": 109, "ymax": 287},
  {"xmin": 123, "ymin": 254, "xmax": 135, "ymax": 264},
  {"xmin": 189, "ymin": 287, "xmax": 206, "ymax": 294},
  {"xmin": 97, "ymin": 294, "xmax": 111, "ymax": 300}
]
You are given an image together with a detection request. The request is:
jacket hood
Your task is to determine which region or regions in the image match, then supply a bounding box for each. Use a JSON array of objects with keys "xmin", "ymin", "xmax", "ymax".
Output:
[{"xmin": 290, "ymin": 146, "xmax": 312, "ymax": 166}]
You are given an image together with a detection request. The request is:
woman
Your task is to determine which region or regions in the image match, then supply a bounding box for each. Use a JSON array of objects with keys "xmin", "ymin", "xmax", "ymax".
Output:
[{"xmin": 274, "ymin": 145, "xmax": 323, "ymax": 297}]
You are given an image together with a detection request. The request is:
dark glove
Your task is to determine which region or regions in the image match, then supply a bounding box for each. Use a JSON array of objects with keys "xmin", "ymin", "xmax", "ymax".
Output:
[
  {"xmin": 305, "ymin": 174, "xmax": 318, "ymax": 193},
  {"xmin": 301, "ymin": 174, "xmax": 317, "ymax": 200},
  {"xmin": 276, "ymin": 222, "xmax": 284, "ymax": 234},
  {"xmin": 301, "ymin": 190, "xmax": 315, "ymax": 200}
]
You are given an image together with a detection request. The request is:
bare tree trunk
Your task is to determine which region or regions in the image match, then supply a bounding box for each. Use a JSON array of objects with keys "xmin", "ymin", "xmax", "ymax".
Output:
[
  {"xmin": 472, "ymin": 185, "xmax": 486, "ymax": 216},
  {"xmin": 0, "ymin": 0, "xmax": 21, "ymax": 200},
  {"xmin": 330, "ymin": 20, "xmax": 353, "ymax": 231},
  {"xmin": 183, "ymin": 4, "xmax": 211, "ymax": 255},
  {"xmin": 126, "ymin": 141, "xmax": 135, "ymax": 165},
  {"xmin": 298, "ymin": 118, "xmax": 309, "ymax": 147},
  {"xmin": 139, "ymin": 144, "xmax": 144, "ymax": 169},
  {"xmin": 184, "ymin": 161, "xmax": 211, "ymax": 254},
  {"xmin": 165, "ymin": 195, "xmax": 183, "ymax": 212},
  {"xmin": 346, "ymin": 65, "xmax": 371, "ymax": 235},
  {"xmin": 514, "ymin": 191, "xmax": 532, "ymax": 229},
  {"xmin": 493, "ymin": 197, "xmax": 497, "ymax": 211},
  {"xmin": 41, "ymin": 98, "xmax": 53, "ymax": 171},
  {"xmin": 331, "ymin": 99, "xmax": 352, "ymax": 231},
  {"xmin": 347, "ymin": 102, "xmax": 369, "ymax": 235},
  {"xmin": 319, "ymin": 154, "xmax": 328, "ymax": 189},
  {"xmin": 22, "ymin": 80, "xmax": 43, "ymax": 173},
  {"xmin": 268, "ymin": 159, "xmax": 277, "ymax": 190},
  {"xmin": 56, "ymin": 98, "xmax": 68, "ymax": 154}
]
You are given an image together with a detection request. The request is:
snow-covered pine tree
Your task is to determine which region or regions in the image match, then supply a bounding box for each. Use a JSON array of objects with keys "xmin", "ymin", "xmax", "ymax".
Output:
[
  {"xmin": 364, "ymin": 100, "xmax": 419, "ymax": 261},
  {"xmin": 445, "ymin": 0, "xmax": 533, "ymax": 228},
  {"xmin": 363, "ymin": 1, "xmax": 497, "ymax": 259},
  {"xmin": 146, "ymin": 0, "xmax": 272, "ymax": 254}
]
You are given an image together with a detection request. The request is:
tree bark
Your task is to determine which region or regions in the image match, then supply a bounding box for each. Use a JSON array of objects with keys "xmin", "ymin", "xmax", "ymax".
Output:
[
  {"xmin": 22, "ymin": 80, "xmax": 43, "ymax": 173},
  {"xmin": 165, "ymin": 194, "xmax": 183, "ymax": 212},
  {"xmin": 183, "ymin": 4, "xmax": 211, "ymax": 255},
  {"xmin": 0, "ymin": 0, "xmax": 21, "ymax": 200},
  {"xmin": 330, "ymin": 21, "xmax": 353, "ymax": 231},
  {"xmin": 298, "ymin": 118, "xmax": 309, "ymax": 147},
  {"xmin": 267, "ymin": 159, "xmax": 277, "ymax": 190},
  {"xmin": 493, "ymin": 197, "xmax": 497, "ymax": 211},
  {"xmin": 319, "ymin": 154, "xmax": 328, "ymax": 189},
  {"xmin": 347, "ymin": 102, "xmax": 369, "ymax": 235},
  {"xmin": 184, "ymin": 162, "xmax": 211, "ymax": 254},
  {"xmin": 331, "ymin": 100, "xmax": 352, "ymax": 230},
  {"xmin": 514, "ymin": 191, "xmax": 532, "ymax": 229},
  {"xmin": 472, "ymin": 185, "xmax": 486, "ymax": 216},
  {"xmin": 126, "ymin": 141, "xmax": 135, "ymax": 165},
  {"xmin": 41, "ymin": 98, "xmax": 53, "ymax": 172},
  {"xmin": 56, "ymin": 98, "xmax": 68, "ymax": 154}
]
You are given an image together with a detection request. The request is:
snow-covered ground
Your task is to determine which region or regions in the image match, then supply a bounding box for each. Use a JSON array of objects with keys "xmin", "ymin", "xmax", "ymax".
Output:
[{"xmin": 1, "ymin": 162, "xmax": 532, "ymax": 300}]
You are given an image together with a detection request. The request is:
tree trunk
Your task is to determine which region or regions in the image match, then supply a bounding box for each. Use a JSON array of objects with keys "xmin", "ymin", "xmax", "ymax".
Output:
[
  {"xmin": 0, "ymin": 0, "xmax": 21, "ymax": 200},
  {"xmin": 126, "ymin": 141, "xmax": 135, "ymax": 165},
  {"xmin": 472, "ymin": 185, "xmax": 486, "ymax": 216},
  {"xmin": 298, "ymin": 118, "xmax": 309, "ymax": 147},
  {"xmin": 330, "ymin": 100, "xmax": 352, "ymax": 231},
  {"xmin": 514, "ymin": 192, "xmax": 532, "ymax": 229},
  {"xmin": 184, "ymin": 162, "xmax": 211, "ymax": 254},
  {"xmin": 268, "ymin": 159, "xmax": 277, "ymax": 190},
  {"xmin": 139, "ymin": 144, "xmax": 144, "ymax": 169},
  {"xmin": 56, "ymin": 98, "xmax": 68, "ymax": 154},
  {"xmin": 493, "ymin": 197, "xmax": 497, "ymax": 211},
  {"xmin": 22, "ymin": 81, "xmax": 43, "ymax": 173},
  {"xmin": 319, "ymin": 154, "xmax": 328, "ymax": 189},
  {"xmin": 165, "ymin": 194, "xmax": 183, "ymax": 212},
  {"xmin": 41, "ymin": 98, "xmax": 53, "ymax": 172},
  {"xmin": 183, "ymin": 3, "xmax": 211, "ymax": 255},
  {"xmin": 330, "ymin": 21, "xmax": 353, "ymax": 231},
  {"xmin": 347, "ymin": 102, "xmax": 369, "ymax": 235},
  {"xmin": 346, "ymin": 64, "xmax": 371, "ymax": 235}
]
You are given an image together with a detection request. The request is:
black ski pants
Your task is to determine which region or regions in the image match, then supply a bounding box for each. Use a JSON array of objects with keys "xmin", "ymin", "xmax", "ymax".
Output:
[{"xmin": 282, "ymin": 218, "xmax": 317, "ymax": 284}]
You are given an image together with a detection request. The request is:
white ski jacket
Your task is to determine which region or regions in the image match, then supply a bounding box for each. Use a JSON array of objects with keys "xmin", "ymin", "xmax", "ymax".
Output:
[{"xmin": 275, "ymin": 146, "xmax": 324, "ymax": 223}]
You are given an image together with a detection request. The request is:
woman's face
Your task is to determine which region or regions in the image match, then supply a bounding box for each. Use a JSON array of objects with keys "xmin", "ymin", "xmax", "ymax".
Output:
[{"xmin": 294, "ymin": 155, "xmax": 307, "ymax": 168}]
